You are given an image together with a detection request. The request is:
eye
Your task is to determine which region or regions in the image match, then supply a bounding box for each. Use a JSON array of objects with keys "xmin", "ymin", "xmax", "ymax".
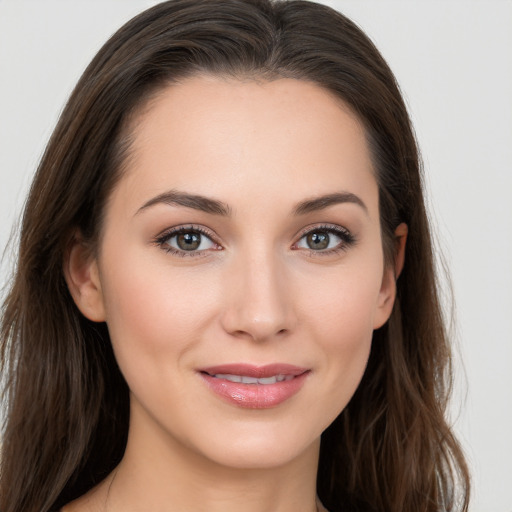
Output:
[
  {"xmin": 169, "ymin": 231, "xmax": 213, "ymax": 251},
  {"xmin": 294, "ymin": 225, "xmax": 355, "ymax": 253},
  {"xmin": 154, "ymin": 226, "xmax": 220, "ymax": 256}
]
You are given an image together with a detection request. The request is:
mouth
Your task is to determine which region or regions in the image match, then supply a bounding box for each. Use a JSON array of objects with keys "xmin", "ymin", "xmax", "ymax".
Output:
[
  {"xmin": 206, "ymin": 373, "xmax": 296, "ymax": 384},
  {"xmin": 198, "ymin": 364, "xmax": 310, "ymax": 409}
]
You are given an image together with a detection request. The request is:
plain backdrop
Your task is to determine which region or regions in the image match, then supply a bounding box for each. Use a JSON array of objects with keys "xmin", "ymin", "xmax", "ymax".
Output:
[{"xmin": 1, "ymin": 1, "xmax": 511, "ymax": 510}]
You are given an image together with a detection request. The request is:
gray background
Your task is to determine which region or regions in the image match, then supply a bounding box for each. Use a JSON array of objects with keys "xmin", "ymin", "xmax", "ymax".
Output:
[{"xmin": 1, "ymin": 1, "xmax": 511, "ymax": 510}]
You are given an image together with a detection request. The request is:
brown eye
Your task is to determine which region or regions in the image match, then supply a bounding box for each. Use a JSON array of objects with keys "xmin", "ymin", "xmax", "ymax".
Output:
[
  {"xmin": 295, "ymin": 225, "xmax": 355, "ymax": 253},
  {"xmin": 306, "ymin": 231, "xmax": 330, "ymax": 250},
  {"xmin": 160, "ymin": 228, "xmax": 218, "ymax": 254},
  {"xmin": 176, "ymin": 232, "xmax": 202, "ymax": 251}
]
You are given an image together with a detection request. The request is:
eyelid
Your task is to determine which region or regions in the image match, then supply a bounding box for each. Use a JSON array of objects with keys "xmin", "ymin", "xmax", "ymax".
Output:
[
  {"xmin": 152, "ymin": 222, "xmax": 356, "ymax": 257},
  {"xmin": 152, "ymin": 224, "xmax": 223, "ymax": 257},
  {"xmin": 294, "ymin": 222, "xmax": 351, "ymax": 239},
  {"xmin": 292, "ymin": 223, "xmax": 356, "ymax": 254}
]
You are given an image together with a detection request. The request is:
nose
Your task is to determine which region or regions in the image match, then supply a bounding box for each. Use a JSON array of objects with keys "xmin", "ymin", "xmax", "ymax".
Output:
[{"xmin": 220, "ymin": 248, "xmax": 297, "ymax": 342}]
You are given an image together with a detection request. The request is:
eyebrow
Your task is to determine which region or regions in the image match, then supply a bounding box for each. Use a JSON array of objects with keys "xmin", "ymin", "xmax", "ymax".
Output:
[
  {"xmin": 137, "ymin": 190, "xmax": 232, "ymax": 216},
  {"xmin": 293, "ymin": 192, "xmax": 368, "ymax": 216},
  {"xmin": 136, "ymin": 190, "xmax": 367, "ymax": 217}
]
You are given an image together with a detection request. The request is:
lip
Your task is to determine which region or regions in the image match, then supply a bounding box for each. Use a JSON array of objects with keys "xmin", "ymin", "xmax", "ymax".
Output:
[{"xmin": 198, "ymin": 363, "xmax": 310, "ymax": 409}]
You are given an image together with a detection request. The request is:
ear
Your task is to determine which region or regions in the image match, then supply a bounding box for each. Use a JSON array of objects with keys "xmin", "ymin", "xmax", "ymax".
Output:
[
  {"xmin": 63, "ymin": 234, "xmax": 106, "ymax": 322},
  {"xmin": 373, "ymin": 223, "xmax": 408, "ymax": 329}
]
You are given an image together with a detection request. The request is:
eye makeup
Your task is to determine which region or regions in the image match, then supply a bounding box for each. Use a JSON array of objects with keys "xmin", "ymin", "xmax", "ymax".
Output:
[
  {"xmin": 152, "ymin": 224, "xmax": 222, "ymax": 258},
  {"xmin": 152, "ymin": 222, "xmax": 357, "ymax": 259},
  {"xmin": 293, "ymin": 223, "xmax": 357, "ymax": 257}
]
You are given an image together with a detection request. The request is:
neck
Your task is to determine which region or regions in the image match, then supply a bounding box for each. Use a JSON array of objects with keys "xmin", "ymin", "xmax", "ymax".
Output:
[{"xmin": 95, "ymin": 399, "xmax": 321, "ymax": 512}]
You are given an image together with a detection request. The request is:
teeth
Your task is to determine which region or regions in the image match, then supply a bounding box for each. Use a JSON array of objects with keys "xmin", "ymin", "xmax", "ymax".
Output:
[
  {"xmin": 214, "ymin": 374, "xmax": 242, "ymax": 383},
  {"xmin": 257, "ymin": 376, "xmax": 277, "ymax": 384},
  {"xmin": 213, "ymin": 373, "xmax": 294, "ymax": 384}
]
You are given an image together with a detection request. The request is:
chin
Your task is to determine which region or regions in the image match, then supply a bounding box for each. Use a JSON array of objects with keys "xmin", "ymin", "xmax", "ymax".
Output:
[
  {"xmin": 204, "ymin": 438, "xmax": 319, "ymax": 471},
  {"xmin": 180, "ymin": 418, "xmax": 323, "ymax": 471}
]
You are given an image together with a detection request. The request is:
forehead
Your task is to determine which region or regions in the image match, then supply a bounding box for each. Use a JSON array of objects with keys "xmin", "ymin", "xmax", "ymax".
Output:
[{"xmin": 113, "ymin": 76, "xmax": 377, "ymax": 217}]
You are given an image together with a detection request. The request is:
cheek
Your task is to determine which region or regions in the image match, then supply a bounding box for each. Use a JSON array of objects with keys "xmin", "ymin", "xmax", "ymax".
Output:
[
  {"xmin": 302, "ymin": 257, "xmax": 383, "ymax": 343},
  {"xmin": 99, "ymin": 249, "xmax": 221, "ymax": 373},
  {"xmin": 298, "ymin": 260, "xmax": 382, "ymax": 410}
]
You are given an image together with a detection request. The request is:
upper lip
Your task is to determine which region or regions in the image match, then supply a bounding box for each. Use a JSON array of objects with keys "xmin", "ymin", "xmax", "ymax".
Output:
[{"xmin": 199, "ymin": 363, "xmax": 309, "ymax": 378}]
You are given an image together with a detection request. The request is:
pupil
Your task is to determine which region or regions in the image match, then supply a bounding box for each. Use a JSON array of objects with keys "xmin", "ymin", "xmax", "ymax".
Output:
[
  {"xmin": 177, "ymin": 232, "xmax": 201, "ymax": 251},
  {"xmin": 307, "ymin": 231, "xmax": 329, "ymax": 250}
]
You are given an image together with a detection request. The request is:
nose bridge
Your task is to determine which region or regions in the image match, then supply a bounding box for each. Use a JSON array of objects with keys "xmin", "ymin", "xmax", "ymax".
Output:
[{"xmin": 221, "ymin": 243, "xmax": 295, "ymax": 341}]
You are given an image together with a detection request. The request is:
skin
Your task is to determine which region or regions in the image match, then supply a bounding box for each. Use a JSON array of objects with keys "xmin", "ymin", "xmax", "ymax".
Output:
[{"xmin": 64, "ymin": 76, "xmax": 406, "ymax": 512}]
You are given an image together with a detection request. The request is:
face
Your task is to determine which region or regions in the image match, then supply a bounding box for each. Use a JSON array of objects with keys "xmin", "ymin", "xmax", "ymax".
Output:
[{"xmin": 67, "ymin": 76, "xmax": 398, "ymax": 470}]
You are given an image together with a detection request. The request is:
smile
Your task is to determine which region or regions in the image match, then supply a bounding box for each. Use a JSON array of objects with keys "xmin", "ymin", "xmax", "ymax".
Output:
[
  {"xmin": 210, "ymin": 373, "xmax": 295, "ymax": 384},
  {"xmin": 198, "ymin": 364, "xmax": 310, "ymax": 409}
]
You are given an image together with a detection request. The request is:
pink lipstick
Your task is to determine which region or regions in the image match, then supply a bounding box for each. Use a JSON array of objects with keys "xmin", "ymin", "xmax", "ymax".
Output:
[{"xmin": 198, "ymin": 364, "xmax": 309, "ymax": 409}]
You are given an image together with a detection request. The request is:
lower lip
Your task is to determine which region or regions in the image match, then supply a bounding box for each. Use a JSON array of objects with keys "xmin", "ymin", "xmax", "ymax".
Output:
[{"xmin": 199, "ymin": 372, "xmax": 309, "ymax": 409}]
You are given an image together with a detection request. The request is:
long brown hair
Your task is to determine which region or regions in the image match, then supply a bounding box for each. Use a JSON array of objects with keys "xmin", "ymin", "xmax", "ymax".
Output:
[{"xmin": 1, "ymin": 1, "xmax": 470, "ymax": 511}]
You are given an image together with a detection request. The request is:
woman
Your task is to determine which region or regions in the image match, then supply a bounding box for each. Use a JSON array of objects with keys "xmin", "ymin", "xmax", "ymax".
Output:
[{"xmin": 0, "ymin": 1, "xmax": 470, "ymax": 511}]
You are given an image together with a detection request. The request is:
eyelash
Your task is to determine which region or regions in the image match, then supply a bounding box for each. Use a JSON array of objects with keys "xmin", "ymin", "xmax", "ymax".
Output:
[
  {"xmin": 153, "ymin": 224, "xmax": 356, "ymax": 258},
  {"xmin": 153, "ymin": 225, "xmax": 221, "ymax": 258},
  {"xmin": 293, "ymin": 224, "xmax": 357, "ymax": 256}
]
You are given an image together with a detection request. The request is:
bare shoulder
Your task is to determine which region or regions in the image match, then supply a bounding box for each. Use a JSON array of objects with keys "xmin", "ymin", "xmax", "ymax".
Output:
[
  {"xmin": 317, "ymin": 498, "xmax": 330, "ymax": 512},
  {"xmin": 61, "ymin": 476, "xmax": 112, "ymax": 512},
  {"xmin": 60, "ymin": 494, "xmax": 99, "ymax": 512}
]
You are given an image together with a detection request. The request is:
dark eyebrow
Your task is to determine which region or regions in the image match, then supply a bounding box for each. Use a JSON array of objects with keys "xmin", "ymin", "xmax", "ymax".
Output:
[
  {"xmin": 293, "ymin": 192, "xmax": 368, "ymax": 216},
  {"xmin": 136, "ymin": 190, "xmax": 232, "ymax": 216}
]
